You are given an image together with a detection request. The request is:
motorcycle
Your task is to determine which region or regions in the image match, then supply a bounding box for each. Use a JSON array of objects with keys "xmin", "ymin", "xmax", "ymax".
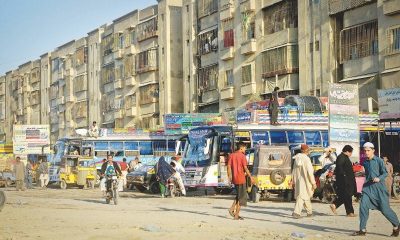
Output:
[
  {"xmin": 105, "ymin": 175, "xmax": 119, "ymax": 205},
  {"xmin": 314, "ymin": 167, "xmax": 337, "ymax": 204},
  {"xmin": 393, "ymin": 172, "xmax": 400, "ymax": 200},
  {"xmin": 167, "ymin": 176, "xmax": 182, "ymax": 198}
]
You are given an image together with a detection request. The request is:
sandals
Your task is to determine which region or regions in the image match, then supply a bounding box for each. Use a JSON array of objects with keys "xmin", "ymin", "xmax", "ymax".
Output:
[
  {"xmin": 228, "ymin": 209, "xmax": 235, "ymax": 217},
  {"xmin": 234, "ymin": 216, "xmax": 244, "ymax": 220}
]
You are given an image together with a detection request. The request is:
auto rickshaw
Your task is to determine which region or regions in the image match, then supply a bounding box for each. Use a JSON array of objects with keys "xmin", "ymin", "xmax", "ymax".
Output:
[
  {"xmin": 249, "ymin": 145, "xmax": 293, "ymax": 202},
  {"xmin": 59, "ymin": 156, "xmax": 97, "ymax": 189}
]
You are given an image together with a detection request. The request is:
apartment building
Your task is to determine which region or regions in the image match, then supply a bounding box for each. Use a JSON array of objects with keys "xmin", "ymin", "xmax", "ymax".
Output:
[
  {"xmin": 183, "ymin": 0, "xmax": 400, "ymax": 113},
  {"xmin": 0, "ymin": 75, "xmax": 5, "ymax": 141}
]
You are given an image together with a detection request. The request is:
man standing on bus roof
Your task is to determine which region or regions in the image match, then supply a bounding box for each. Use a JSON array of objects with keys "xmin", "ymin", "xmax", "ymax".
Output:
[
  {"xmin": 227, "ymin": 142, "xmax": 254, "ymax": 220},
  {"xmin": 353, "ymin": 142, "xmax": 400, "ymax": 236},
  {"xmin": 269, "ymin": 87, "xmax": 280, "ymax": 126}
]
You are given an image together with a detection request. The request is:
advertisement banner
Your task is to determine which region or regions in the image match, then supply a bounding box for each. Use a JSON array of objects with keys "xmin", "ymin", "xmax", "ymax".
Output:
[
  {"xmin": 13, "ymin": 125, "xmax": 50, "ymax": 155},
  {"xmin": 329, "ymin": 83, "xmax": 359, "ymax": 162},
  {"xmin": 236, "ymin": 111, "xmax": 252, "ymax": 123},
  {"xmin": 164, "ymin": 114, "xmax": 222, "ymax": 135},
  {"xmin": 378, "ymin": 88, "xmax": 400, "ymax": 120}
]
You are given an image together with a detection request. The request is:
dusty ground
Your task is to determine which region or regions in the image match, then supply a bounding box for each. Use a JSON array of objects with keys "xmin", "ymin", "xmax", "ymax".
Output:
[{"xmin": 1, "ymin": 186, "xmax": 399, "ymax": 240}]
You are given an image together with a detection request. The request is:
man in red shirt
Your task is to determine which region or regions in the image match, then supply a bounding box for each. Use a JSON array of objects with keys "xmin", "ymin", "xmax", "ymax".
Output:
[
  {"xmin": 119, "ymin": 158, "xmax": 129, "ymax": 189},
  {"xmin": 227, "ymin": 142, "xmax": 254, "ymax": 220}
]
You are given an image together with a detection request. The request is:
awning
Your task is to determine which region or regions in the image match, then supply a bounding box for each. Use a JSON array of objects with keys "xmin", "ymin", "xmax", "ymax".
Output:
[
  {"xmin": 198, "ymin": 25, "xmax": 218, "ymax": 35},
  {"xmin": 339, "ymin": 73, "xmax": 376, "ymax": 82},
  {"xmin": 381, "ymin": 67, "xmax": 400, "ymax": 74},
  {"xmin": 198, "ymin": 100, "xmax": 219, "ymax": 107}
]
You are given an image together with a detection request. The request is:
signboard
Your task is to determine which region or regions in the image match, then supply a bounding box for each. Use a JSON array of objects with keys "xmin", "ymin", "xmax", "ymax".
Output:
[
  {"xmin": 378, "ymin": 88, "xmax": 400, "ymax": 120},
  {"xmin": 164, "ymin": 113, "xmax": 222, "ymax": 135},
  {"xmin": 329, "ymin": 83, "xmax": 359, "ymax": 162},
  {"xmin": 13, "ymin": 125, "xmax": 50, "ymax": 155},
  {"xmin": 236, "ymin": 111, "xmax": 252, "ymax": 123}
]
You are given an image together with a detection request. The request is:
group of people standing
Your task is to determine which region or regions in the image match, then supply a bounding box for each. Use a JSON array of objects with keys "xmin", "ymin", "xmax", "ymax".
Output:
[
  {"xmin": 13, "ymin": 157, "xmax": 50, "ymax": 191},
  {"xmin": 226, "ymin": 141, "xmax": 399, "ymax": 236}
]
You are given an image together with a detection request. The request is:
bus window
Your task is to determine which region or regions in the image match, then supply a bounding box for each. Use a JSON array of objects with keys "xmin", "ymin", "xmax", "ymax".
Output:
[
  {"xmin": 153, "ymin": 141, "xmax": 167, "ymax": 156},
  {"xmin": 113, "ymin": 151, "xmax": 124, "ymax": 157},
  {"xmin": 110, "ymin": 142, "xmax": 123, "ymax": 151},
  {"xmin": 360, "ymin": 131, "xmax": 370, "ymax": 147},
  {"xmin": 220, "ymin": 137, "xmax": 232, "ymax": 154},
  {"xmin": 125, "ymin": 141, "xmax": 139, "ymax": 150},
  {"xmin": 251, "ymin": 131, "xmax": 270, "ymax": 146},
  {"xmin": 305, "ymin": 131, "xmax": 322, "ymax": 146},
  {"xmin": 167, "ymin": 141, "xmax": 176, "ymax": 152},
  {"xmin": 270, "ymin": 131, "xmax": 287, "ymax": 144},
  {"xmin": 321, "ymin": 131, "xmax": 329, "ymax": 147},
  {"xmin": 95, "ymin": 141, "xmax": 108, "ymax": 150},
  {"xmin": 139, "ymin": 142, "xmax": 153, "ymax": 155},
  {"xmin": 287, "ymin": 131, "xmax": 304, "ymax": 144}
]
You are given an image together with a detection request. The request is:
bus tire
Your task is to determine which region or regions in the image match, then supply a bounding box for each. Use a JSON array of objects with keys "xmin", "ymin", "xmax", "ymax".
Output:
[
  {"xmin": 270, "ymin": 170, "xmax": 286, "ymax": 186},
  {"xmin": 251, "ymin": 186, "xmax": 260, "ymax": 203}
]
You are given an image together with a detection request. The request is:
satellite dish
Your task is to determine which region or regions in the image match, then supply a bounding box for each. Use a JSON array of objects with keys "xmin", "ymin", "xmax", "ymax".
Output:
[{"xmin": 75, "ymin": 129, "xmax": 88, "ymax": 136}]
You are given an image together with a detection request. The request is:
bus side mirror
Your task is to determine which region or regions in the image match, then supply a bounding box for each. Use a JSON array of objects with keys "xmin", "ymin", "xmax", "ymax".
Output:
[{"xmin": 175, "ymin": 141, "xmax": 181, "ymax": 155}]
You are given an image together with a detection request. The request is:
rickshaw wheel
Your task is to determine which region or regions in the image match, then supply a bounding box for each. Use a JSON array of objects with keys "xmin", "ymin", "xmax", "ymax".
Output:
[
  {"xmin": 251, "ymin": 186, "xmax": 260, "ymax": 203},
  {"xmin": 150, "ymin": 181, "xmax": 160, "ymax": 194},
  {"xmin": 0, "ymin": 191, "xmax": 5, "ymax": 212},
  {"xmin": 60, "ymin": 180, "xmax": 67, "ymax": 190},
  {"xmin": 270, "ymin": 170, "xmax": 286, "ymax": 186}
]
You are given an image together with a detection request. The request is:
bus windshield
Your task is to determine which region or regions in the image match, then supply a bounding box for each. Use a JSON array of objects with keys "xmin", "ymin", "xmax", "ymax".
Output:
[{"xmin": 183, "ymin": 129, "xmax": 214, "ymax": 167}]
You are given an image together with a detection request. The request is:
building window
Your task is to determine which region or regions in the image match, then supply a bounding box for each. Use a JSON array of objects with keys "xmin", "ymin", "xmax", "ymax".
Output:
[
  {"xmin": 102, "ymin": 34, "xmax": 114, "ymax": 56},
  {"xmin": 142, "ymin": 117, "xmax": 152, "ymax": 129},
  {"xmin": 130, "ymin": 30, "xmax": 136, "ymax": 45},
  {"xmin": 261, "ymin": 45, "xmax": 299, "ymax": 78},
  {"xmin": 135, "ymin": 47, "xmax": 158, "ymax": 73},
  {"xmin": 263, "ymin": 0, "xmax": 298, "ymax": 35},
  {"xmin": 30, "ymin": 68, "xmax": 40, "ymax": 83},
  {"xmin": 124, "ymin": 55, "xmax": 135, "ymax": 78},
  {"xmin": 198, "ymin": 28, "xmax": 218, "ymax": 55},
  {"xmin": 224, "ymin": 69, "xmax": 234, "ymax": 87},
  {"xmin": 31, "ymin": 90, "xmax": 40, "ymax": 105},
  {"xmin": 387, "ymin": 26, "xmax": 400, "ymax": 54},
  {"xmin": 242, "ymin": 65, "xmax": 252, "ymax": 84},
  {"xmin": 74, "ymin": 75, "xmax": 87, "ymax": 93},
  {"xmin": 50, "ymin": 85, "xmax": 59, "ymax": 100},
  {"xmin": 74, "ymin": 101, "xmax": 87, "ymax": 118},
  {"xmin": 340, "ymin": 21, "xmax": 378, "ymax": 63},
  {"xmin": 125, "ymin": 94, "xmax": 136, "ymax": 109},
  {"xmin": 139, "ymin": 84, "xmax": 159, "ymax": 105},
  {"xmin": 198, "ymin": 64, "xmax": 218, "ymax": 91},
  {"xmin": 242, "ymin": 12, "xmax": 255, "ymax": 42},
  {"xmin": 75, "ymin": 47, "xmax": 88, "ymax": 67},
  {"xmin": 222, "ymin": 19, "xmax": 234, "ymax": 48},
  {"xmin": 197, "ymin": 0, "xmax": 218, "ymax": 18},
  {"xmin": 102, "ymin": 64, "xmax": 115, "ymax": 85},
  {"xmin": 137, "ymin": 17, "xmax": 158, "ymax": 42},
  {"xmin": 119, "ymin": 35, "xmax": 124, "ymax": 49},
  {"xmin": 315, "ymin": 40, "xmax": 320, "ymax": 51},
  {"xmin": 115, "ymin": 64, "xmax": 124, "ymax": 80}
]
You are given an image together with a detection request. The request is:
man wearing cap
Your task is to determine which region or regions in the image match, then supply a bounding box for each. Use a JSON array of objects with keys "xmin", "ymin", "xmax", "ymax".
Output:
[
  {"xmin": 292, "ymin": 144, "xmax": 316, "ymax": 218},
  {"xmin": 353, "ymin": 142, "xmax": 400, "ymax": 236}
]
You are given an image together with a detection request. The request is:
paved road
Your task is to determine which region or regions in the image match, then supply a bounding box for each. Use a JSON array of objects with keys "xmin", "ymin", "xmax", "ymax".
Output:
[{"xmin": 1, "ymin": 187, "xmax": 399, "ymax": 240}]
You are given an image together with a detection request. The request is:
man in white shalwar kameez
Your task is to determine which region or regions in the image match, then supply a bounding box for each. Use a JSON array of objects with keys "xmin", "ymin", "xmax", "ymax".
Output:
[{"xmin": 292, "ymin": 144, "xmax": 317, "ymax": 218}]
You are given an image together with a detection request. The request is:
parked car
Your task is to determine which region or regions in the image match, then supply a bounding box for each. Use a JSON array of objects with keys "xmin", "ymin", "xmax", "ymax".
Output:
[{"xmin": 126, "ymin": 165, "xmax": 159, "ymax": 194}]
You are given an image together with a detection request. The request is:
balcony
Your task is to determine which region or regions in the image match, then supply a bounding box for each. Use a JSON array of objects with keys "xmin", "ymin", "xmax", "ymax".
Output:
[
  {"xmin": 220, "ymin": 47, "xmax": 234, "ymax": 61},
  {"xmin": 240, "ymin": 0, "xmax": 256, "ymax": 13},
  {"xmin": 125, "ymin": 106, "xmax": 137, "ymax": 117},
  {"xmin": 125, "ymin": 76, "xmax": 136, "ymax": 86},
  {"xmin": 383, "ymin": 0, "xmax": 400, "ymax": 15},
  {"xmin": 114, "ymin": 49, "xmax": 123, "ymax": 60},
  {"xmin": 220, "ymin": 5, "xmax": 234, "ymax": 21},
  {"xmin": 241, "ymin": 82, "xmax": 256, "ymax": 96},
  {"xmin": 57, "ymin": 96, "xmax": 65, "ymax": 105},
  {"xmin": 140, "ymin": 102, "xmax": 159, "ymax": 115},
  {"xmin": 241, "ymin": 39, "xmax": 257, "ymax": 55},
  {"xmin": 220, "ymin": 87, "xmax": 235, "ymax": 100},
  {"xmin": 65, "ymin": 95, "xmax": 76, "ymax": 103},
  {"xmin": 328, "ymin": 0, "xmax": 372, "ymax": 15},
  {"xmin": 125, "ymin": 45, "xmax": 136, "ymax": 55},
  {"xmin": 114, "ymin": 80, "xmax": 123, "ymax": 89},
  {"xmin": 114, "ymin": 109, "xmax": 125, "ymax": 119}
]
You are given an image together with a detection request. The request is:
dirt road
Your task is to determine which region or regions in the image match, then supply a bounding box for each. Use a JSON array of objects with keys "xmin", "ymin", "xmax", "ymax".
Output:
[{"xmin": 1, "ymin": 187, "xmax": 399, "ymax": 240}]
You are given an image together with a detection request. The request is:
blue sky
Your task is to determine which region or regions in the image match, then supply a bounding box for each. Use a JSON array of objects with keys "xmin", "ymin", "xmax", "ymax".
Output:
[{"xmin": 0, "ymin": 0, "xmax": 156, "ymax": 75}]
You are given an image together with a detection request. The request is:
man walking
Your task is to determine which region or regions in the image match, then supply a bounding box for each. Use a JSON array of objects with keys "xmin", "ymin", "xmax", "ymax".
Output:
[
  {"xmin": 330, "ymin": 145, "xmax": 356, "ymax": 217},
  {"xmin": 14, "ymin": 157, "xmax": 25, "ymax": 191},
  {"xmin": 383, "ymin": 155, "xmax": 394, "ymax": 198},
  {"xmin": 38, "ymin": 159, "xmax": 49, "ymax": 188},
  {"xmin": 227, "ymin": 142, "xmax": 254, "ymax": 220},
  {"xmin": 25, "ymin": 160, "xmax": 34, "ymax": 189},
  {"xmin": 120, "ymin": 158, "xmax": 129, "ymax": 188},
  {"xmin": 292, "ymin": 144, "xmax": 316, "ymax": 218},
  {"xmin": 353, "ymin": 142, "xmax": 400, "ymax": 236}
]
